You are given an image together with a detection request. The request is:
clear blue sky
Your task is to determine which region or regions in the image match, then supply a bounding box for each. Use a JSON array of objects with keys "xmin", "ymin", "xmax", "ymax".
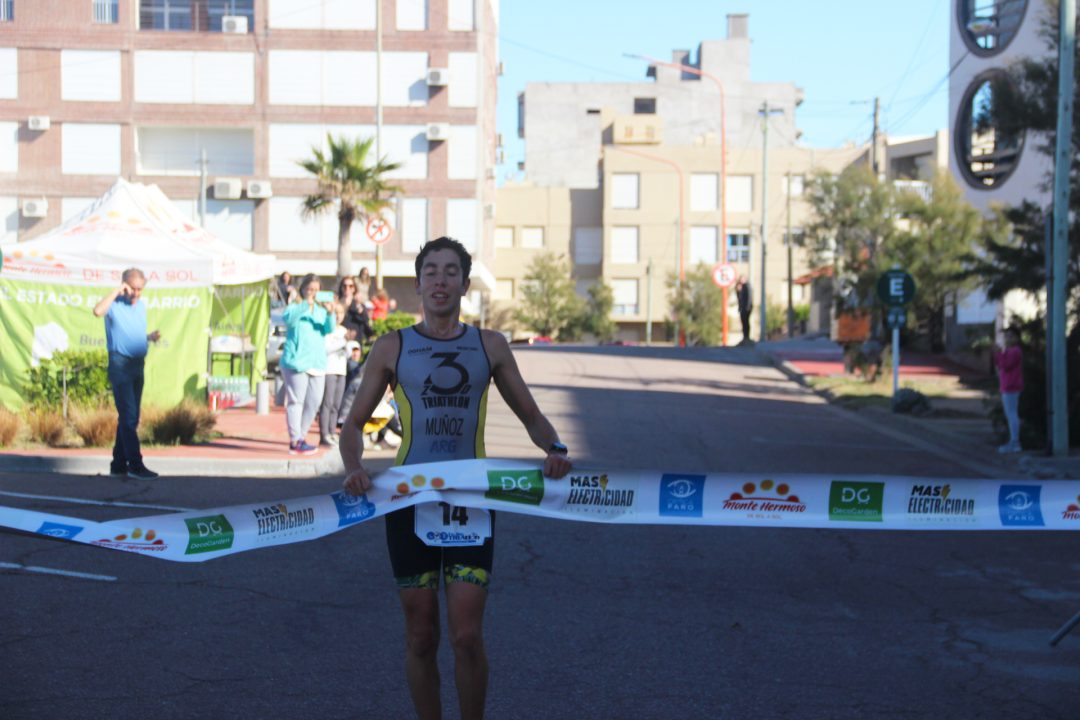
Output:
[{"xmin": 495, "ymin": 0, "xmax": 947, "ymax": 184}]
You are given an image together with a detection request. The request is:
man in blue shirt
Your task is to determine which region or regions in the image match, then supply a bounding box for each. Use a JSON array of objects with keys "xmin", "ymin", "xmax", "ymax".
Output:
[{"xmin": 93, "ymin": 268, "xmax": 161, "ymax": 480}]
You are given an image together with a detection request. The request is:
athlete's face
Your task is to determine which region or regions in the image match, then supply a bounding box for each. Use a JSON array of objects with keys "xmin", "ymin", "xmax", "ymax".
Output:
[{"xmin": 416, "ymin": 248, "xmax": 469, "ymax": 316}]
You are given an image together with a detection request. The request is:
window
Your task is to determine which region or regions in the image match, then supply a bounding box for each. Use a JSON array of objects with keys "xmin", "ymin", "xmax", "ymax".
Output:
[
  {"xmin": 447, "ymin": 198, "xmax": 478, "ymax": 251},
  {"xmin": 690, "ymin": 173, "xmax": 718, "ymax": 211},
  {"xmin": 0, "ymin": 1, "xmax": 12, "ymax": 22},
  {"xmin": 726, "ymin": 175, "xmax": 752, "ymax": 213},
  {"xmin": 397, "ymin": 0, "xmax": 427, "ymax": 30},
  {"xmin": 447, "ymin": 125, "xmax": 478, "ymax": 180},
  {"xmin": 634, "ymin": 97, "xmax": 656, "ymax": 115},
  {"xmin": 448, "ymin": 53, "xmax": 478, "ymax": 108},
  {"xmin": 140, "ymin": 1, "xmax": 255, "ymax": 32},
  {"xmin": 137, "ymin": 127, "xmax": 254, "ymax": 176},
  {"xmin": 521, "ymin": 227, "xmax": 544, "ymax": 249},
  {"xmin": 61, "ymin": 51, "xmax": 122, "ymax": 102},
  {"xmin": 135, "ymin": 51, "xmax": 254, "ymax": 105},
  {"xmin": 62, "ymin": 124, "xmax": 121, "ymax": 176},
  {"xmin": 574, "ymin": 227, "xmax": 602, "ymax": 265},
  {"xmin": 204, "ymin": 200, "xmax": 254, "ymax": 250},
  {"xmin": 0, "ymin": 122, "xmax": 18, "ymax": 173},
  {"xmin": 494, "ymin": 227, "xmax": 513, "ymax": 248},
  {"xmin": 495, "ymin": 279, "xmax": 514, "ymax": 301},
  {"xmin": 955, "ymin": 69, "xmax": 1023, "ymax": 189},
  {"xmin": 612, "ymin": 279, "xmax": 639, "ymax": 316},
  {"xmin": 727, "ymin": 230, "xmax": 751, "ymax": 263},
  {"xmin": 93, "ymin": 0, "xmax": 119, "ymax": 23},
  {"xmin": 0, "ymin": 49, "xmax": 15, "ymax": 99},
  {"xmin": 401, "ymin": 198, "xmax": 428, "ymax": 252},
  {"xmin": 448, "ymin": 0, "xmax": 474, "ymax": 30},
  {"xmin": 610, "ymin": 226, "xmax": 639, "ymax": 264},
  {"xmin": 784, "ymin": 174, "xmax": 804, "ymax": 196},
  {"xmin": 957, "ymin": 0, "xmax": 1028, "ymax": 56},
  {"xmin": 690, "ymin": 226, "xmax": 719, "ymax": 265},
  {"xmin": 268, "ymin": 0, "xmax": 374, "ymax": 29},
  {"xmin": 611, "ymin": 173, "xmax": 639, "ymax": 209}
]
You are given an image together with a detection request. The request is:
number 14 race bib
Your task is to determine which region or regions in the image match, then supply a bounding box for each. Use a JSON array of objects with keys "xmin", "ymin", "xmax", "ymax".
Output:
[{"xmin": 414, "ymin": 502, "xmax": 492, "ymax": 547}]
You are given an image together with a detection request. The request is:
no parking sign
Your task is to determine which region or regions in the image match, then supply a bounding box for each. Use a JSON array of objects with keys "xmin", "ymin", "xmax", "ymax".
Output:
[
  {"xmin": 711, "ymin": 263, "xmax": 737, "ymax": 289},
  {"xmin": 365, "ymin": 216, "xmax": 393, "ymax": 245}
]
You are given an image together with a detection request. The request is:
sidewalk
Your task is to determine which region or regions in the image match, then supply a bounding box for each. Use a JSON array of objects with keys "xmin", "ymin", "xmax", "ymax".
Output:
[
  {"xmin": 757, "ymin": 337, "xmax": 1080, "ymax": 480},
  {"xmin": 0, "ymin": 405, "xmax": 398, "ymax": 478}
]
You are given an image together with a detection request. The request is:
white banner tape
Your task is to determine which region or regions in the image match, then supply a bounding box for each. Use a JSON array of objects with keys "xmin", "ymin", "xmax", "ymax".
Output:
[{"xmin": 1, "ymin": 459, "xmax": 1077, "ymax": 563}]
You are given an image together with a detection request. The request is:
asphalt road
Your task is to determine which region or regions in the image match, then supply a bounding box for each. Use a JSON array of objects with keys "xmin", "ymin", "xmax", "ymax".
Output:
[{"xmin": 2, "ymin": 345, "xmax": 1079, "ymax": 719}]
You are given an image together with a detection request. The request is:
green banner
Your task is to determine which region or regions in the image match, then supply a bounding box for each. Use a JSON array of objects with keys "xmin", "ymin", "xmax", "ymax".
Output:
[
  {"xmin": 209, "ymin": 281, "xmax": 269, "ymax": 393},
  {"xmin": 0, "ymin": 278, "xmax": 212, "ymax": 411}
]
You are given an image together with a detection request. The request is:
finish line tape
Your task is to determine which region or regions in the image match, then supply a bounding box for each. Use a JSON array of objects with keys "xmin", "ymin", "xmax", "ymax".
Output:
[{"xmin": 1, "ymin": 459, "xmax": 1077, "ymax": 563}]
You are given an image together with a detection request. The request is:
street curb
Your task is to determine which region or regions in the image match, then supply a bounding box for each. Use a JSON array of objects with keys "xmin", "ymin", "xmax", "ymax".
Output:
[{"xmin": 0, "ymin": 451, "xmax": 347, "ymax": 478}]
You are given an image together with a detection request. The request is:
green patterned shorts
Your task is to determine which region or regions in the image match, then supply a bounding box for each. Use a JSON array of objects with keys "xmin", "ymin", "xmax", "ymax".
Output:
[{"xmin": 396, "ymin": 564, "xmax": 491, "ymax": 590}]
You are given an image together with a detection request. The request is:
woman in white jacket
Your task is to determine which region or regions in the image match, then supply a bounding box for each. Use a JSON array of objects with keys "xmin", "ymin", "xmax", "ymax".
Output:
[{"xmin": 319, "ymin": 303, "xmax": 350, "ymax": 446}]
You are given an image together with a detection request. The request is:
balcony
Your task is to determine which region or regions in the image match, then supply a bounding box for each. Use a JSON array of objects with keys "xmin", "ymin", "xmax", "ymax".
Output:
[
  {"xmin": 139, "ymin": 0, "xmax": 253, "ymax": 33},
  {"xmin": 93, "ymin": 0, "xmax": 119, "ymax": 23}
]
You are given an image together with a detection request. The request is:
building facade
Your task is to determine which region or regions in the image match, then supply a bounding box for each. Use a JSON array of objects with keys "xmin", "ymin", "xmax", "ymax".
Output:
[{"xmin": 0, "ymin": 0, "xmax": 499, "ymax": 309}]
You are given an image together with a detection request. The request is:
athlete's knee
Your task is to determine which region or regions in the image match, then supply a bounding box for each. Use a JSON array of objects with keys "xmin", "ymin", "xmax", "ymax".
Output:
[
  {"xmin": 406, "ymin": 623, "xmax": 440, "ymax": 659},
  {"xmin": 449, "ymin": 621, "xmax": 485, "ymax": 660}
]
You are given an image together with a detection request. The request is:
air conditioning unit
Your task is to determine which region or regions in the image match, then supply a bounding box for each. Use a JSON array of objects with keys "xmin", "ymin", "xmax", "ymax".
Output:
[
  {"xmin": 426, "ymin": 68, "xmax": 450, "ymax": 87},
  {"xmin": 22, "ymin": 198, "xmax": 48, "ymax": 218},
  {"xmin": 485, "ymin": 167, "xmax": 496, "ymax": 180},
  {"xmin": 483, "ymin": 203, "xmax": 496, "ymax": 220},
  {"xmin": 246, "ymin": 180, "xmax": 273, "ymax": 199},
  {"xmin": 28, "ymin": 116, "xmax": 50, "ymax": 131},
  {"xmin": 426, "ymin": 123, "xmax": 450, "ymax": 142},
  {"xmin": 222, "ymin": 15, "xmax": 248, "ymax": 33},
  {"xmin": 213, "ymin": 178, "xmax": 242, "ymax": 200}
]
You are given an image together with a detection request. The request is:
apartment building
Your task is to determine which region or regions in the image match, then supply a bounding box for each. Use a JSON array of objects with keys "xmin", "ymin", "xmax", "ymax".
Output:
[{"xmin": 0, "ymin": 0, "xmax": 499, "ymax": 309}]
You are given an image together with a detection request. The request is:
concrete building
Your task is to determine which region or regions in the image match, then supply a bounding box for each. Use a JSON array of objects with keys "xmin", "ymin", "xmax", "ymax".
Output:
[
  {"xmin": 495, "ymin": 14, "xmax": 877, "ymax": 342},
  {"xmin": 0, "ymin": 0, "xmax": 499, "ymax": 310}
]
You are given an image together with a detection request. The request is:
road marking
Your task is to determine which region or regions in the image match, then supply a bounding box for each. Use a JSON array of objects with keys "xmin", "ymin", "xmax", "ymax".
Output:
[
  {"xmin": 0, "ymin": 490, "xmax": 193, "ymax": 512},
  {"xmin": 0, "ymin": 562, "xmax": 116, "ymax": 582}
]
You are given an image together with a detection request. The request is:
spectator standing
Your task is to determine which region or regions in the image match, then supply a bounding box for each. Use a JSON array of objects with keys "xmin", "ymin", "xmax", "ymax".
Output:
[
  {"xmin": 371, "ymin": 287, "xmax": 390, "ymax": 321},
  {"xmin": 92, "ymin": 268, "xmax": 161, "ymax": 480},
  {"xmin": 736, "ymin": 275, "xmax": 753, "ymax": 344},
  {"xmin": 274, "ymin": 271, "xmax": 296, "ymax": 305},
  {"xmin": 993, "ymin": 327, "xmax": 1024, "ymax": 454},
  {"xmin": 339, "ymin": 275, "xmax": 373, "ymax": 344},
  {"xmin": 281, "ymin": 273, "xmax": 335, "ymax": 455},
  {"xmin": 320, "ymin": 303, "xmax": 350, "ymax": 446},
  {"xmin": 355, "ymin": 266, "xmax": 372, "ymax": 306}
]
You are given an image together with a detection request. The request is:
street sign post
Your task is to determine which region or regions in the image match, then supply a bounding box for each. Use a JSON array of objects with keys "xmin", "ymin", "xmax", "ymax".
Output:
[
  {"xmin": 365, "ymin": 216, "xmax": 393, "ymax": 246},
  {"xmin": 711, "ymin": 262, "xmax": 737, "ymax": 289},
  {"xmin": 877, "ymin": 269, "xmax": 916, "ymax": 402}
]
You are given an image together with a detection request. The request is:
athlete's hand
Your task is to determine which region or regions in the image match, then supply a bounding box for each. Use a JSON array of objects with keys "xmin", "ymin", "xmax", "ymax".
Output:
[
  {"xmin": 543, "ymin": 452, "xmax": 571, "ymax": 479},
  {"xmin": 343, "ymin": 466, "xmax": 373, "ymax": 496}
]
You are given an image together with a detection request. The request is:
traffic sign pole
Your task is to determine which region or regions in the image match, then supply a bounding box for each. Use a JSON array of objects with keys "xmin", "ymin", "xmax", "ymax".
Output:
[{"xmin": 878, "ymin": 269, "xmax": 916, "ymax": 406}]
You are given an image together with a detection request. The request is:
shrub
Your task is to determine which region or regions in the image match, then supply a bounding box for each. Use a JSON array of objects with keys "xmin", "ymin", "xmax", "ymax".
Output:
[
  {"xmin": 70, "ymin": 405, "xmax": 117, "ymax": 447},
  {"xmin": 24, "ymin": 349, "xmax": 111, "ymax": 409},
  {"xmin": 25, "ymin": 408, "xmax": 68, "ymax": 447},
  {"xmin": 148, "ymin": 399, "xmax": 217, "ymax": 445},
  {"xmin": 138, "ymin": 405, "xmax": 165, "ymax": 445},
  {"xmin": 0, "ymin": 407, "xmax": 20, "ymax": 447},
  {"xmin": 371, "ymin": 312, "xmax": 416, "ymax": 338}
]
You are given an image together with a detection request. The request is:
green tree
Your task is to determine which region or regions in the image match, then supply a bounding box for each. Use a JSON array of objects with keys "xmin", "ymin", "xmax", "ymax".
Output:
[
  {"xmin": 667, "ymin": 263, "xmax": 725, "ymax": 346},
  {"xmin": 803, "ymin": 164, "xmax": 897, "ymax": 311},
  {"xmin": 582, "ymin": 282, "xmax": 617, "ymax": 343},
  {"xmin": 884, "ymin": 171, "xmax": 984, "ymax": 351},
  {"xmin": 515, "ymin": 253, "xmax": 584, "ymax": 339},
  {"xmin": 298, "ymin": 134, "xmax": 402, "ymax": 281}
]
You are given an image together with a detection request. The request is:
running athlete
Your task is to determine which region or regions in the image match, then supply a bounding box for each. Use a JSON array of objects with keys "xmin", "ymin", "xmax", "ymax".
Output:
[{"xmin": 340, "ymin": 236, "xmax": 572, "ymax": 720}]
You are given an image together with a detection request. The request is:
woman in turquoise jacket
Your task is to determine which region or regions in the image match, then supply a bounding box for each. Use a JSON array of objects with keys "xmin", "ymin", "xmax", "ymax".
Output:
[{"xmin": 280, "ymin": 273, "xmax": 335, "ymax": 454}]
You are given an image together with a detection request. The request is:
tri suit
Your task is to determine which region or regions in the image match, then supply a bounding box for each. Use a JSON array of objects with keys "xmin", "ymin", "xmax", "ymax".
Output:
[{"xmin": 385, "ymin": 324, "xmax": 495, "ymax": 589}]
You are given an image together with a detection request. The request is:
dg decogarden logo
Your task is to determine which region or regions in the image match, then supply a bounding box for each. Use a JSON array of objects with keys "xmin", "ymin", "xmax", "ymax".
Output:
[
  {"xmin": 184, "ymin": 514, "xmax": 235, "ymax": 555},
  {"xmin": 485, "ymin": 469, "xmax": 544, "ymax": 505},
  {"xmin": 829, "ymin": 481, "xmax": 884, "ymax": 522}
]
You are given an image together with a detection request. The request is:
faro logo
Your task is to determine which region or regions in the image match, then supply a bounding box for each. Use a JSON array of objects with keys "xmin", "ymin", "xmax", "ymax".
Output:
[
  {"xmin": 485, "ymin": 469, "xmax": 544, "ymax": 506},
  {"xmin": 184, "ymin": 514, "xmax": 235, "ymax": 554}
]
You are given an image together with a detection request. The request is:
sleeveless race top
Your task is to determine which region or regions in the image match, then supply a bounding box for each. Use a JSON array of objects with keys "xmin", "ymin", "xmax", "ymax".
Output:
[{"xmin": 393, "ymin": 324, "xmax": 491, "ymax": 466}]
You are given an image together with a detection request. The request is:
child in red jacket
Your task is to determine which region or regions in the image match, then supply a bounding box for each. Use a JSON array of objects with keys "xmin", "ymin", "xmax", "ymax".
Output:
[{"xmin": 993, "ymin": 327, "xmax": 1023, "ymax": 453}]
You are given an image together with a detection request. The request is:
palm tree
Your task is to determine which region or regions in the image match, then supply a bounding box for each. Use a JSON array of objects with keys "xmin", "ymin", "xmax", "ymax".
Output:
[{"xmin": 298, "ymin": 134, "xmax": 403, "ymax": 281}]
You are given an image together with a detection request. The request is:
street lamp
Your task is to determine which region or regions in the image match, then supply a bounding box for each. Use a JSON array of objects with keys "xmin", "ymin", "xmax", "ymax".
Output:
[{"xmin": 625, "ymin": 52, "xmax": 730, "ymax": 345}]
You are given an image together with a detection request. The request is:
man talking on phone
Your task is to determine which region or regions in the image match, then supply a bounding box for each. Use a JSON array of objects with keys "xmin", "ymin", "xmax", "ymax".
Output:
[{"xmin": 93, "ymin": 267, "xmax": 161, "ymax": 479}]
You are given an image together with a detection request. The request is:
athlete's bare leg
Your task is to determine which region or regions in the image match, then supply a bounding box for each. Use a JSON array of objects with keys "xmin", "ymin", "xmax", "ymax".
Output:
[
  {"xmin": 446, "ymin": 581, "xmax": 489, "ymax": 720},
  {"xmin": 400, "ymin": 588, "xmax": 442, "ymax": 720}
]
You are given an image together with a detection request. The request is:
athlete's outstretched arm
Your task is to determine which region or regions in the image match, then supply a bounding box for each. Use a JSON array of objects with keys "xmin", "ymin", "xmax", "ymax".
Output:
[
  {"xmin": 340, "ymin": 332, "xmax": 399, "ymax": 495},
  {"xmin": 482, "ymin": 330, "xmax": 572, "ymax": 478}
]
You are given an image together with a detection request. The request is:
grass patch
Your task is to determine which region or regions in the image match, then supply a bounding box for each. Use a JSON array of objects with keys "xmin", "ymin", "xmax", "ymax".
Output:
[
  {"xmin": 807, "ymin": 375, "xmax": 970, "ymax": 410},
  {"xmin": 147, "ymin": 399, "xmax": 217, "ymax": 445},
  {"xmin": 25, "ymin": 408, "xmax": 69, "ymax": 447},
  {"xmin": 0, "ymin": 407, "xmax": 20, "ymax": 447},
  {"xmin": 70, "ymin": 404, "xmax": 117, "ymax": 447}
]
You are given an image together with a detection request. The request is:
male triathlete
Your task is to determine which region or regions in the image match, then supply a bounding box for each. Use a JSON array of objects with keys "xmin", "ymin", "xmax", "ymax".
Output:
[{"xmin": 340, "ymin": 236, "xmax": 571, "ymax": 720}]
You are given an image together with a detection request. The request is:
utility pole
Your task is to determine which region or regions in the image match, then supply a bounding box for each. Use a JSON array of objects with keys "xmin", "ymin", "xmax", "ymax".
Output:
[
  {"xmin": 1050, "ymin": 0, "xmax": 1075, "ymax": 456},
  {"xmin": 374, "ymin": 0, "xmax": 384, "ymax": 290},
  {"xmin": 758, "ymin": 101, "xmax": 783, "ymax": 341},
  {"xmin": 871, "ymin": 97, "xmax": 880, "ymax": 177},
  {"xmin": 786, "ymin": 171, "xmax": 794, "ymax": 338},
  {"xmin": 198, "ymin": 147, "xmax": 208, "ymax": 228}
]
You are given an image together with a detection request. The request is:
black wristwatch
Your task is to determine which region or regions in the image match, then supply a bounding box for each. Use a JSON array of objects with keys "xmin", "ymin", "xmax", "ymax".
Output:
[{"xmin": 547, "ymin": 441, "xmax": 568, "ymax": 455}]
